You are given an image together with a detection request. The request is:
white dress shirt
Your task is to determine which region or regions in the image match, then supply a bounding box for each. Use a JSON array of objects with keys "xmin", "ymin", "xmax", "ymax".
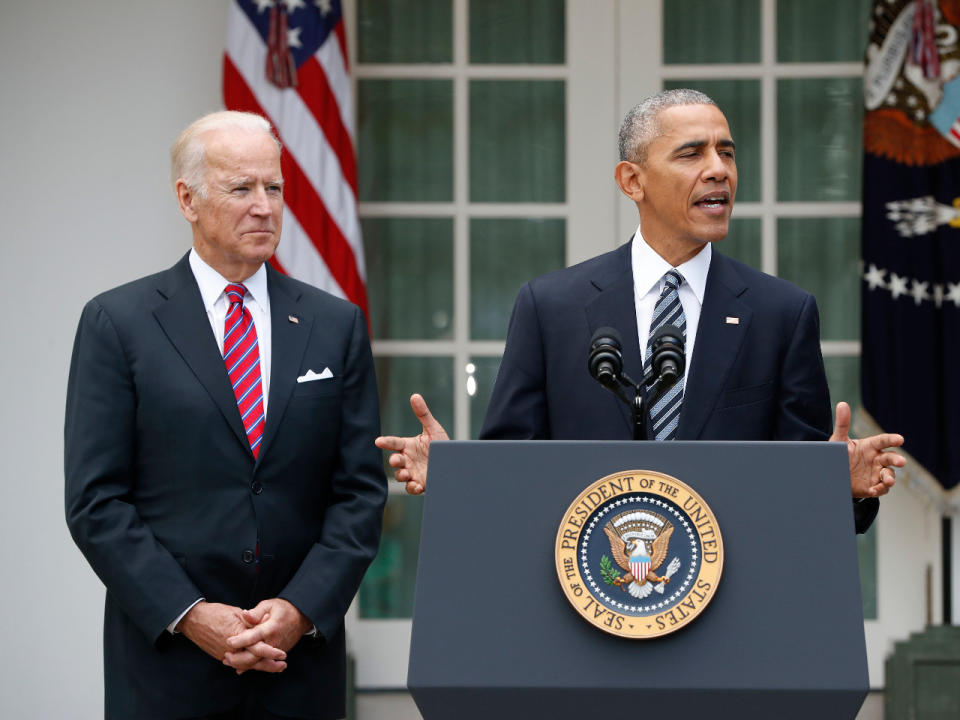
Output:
[
  {"xmin": 188, "ymin": 248, "xmax": 272, "ymax": 414},
  {"xmin": 631, "ymin": 225, "xmax": 712, "ymax": 384},
  {"xmin": 167, "ymin": 250, "xmax": 273, "ymax": 634}
]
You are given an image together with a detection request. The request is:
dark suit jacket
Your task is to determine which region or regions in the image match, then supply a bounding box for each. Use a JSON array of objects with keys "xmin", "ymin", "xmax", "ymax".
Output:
[
  {"xmin": 65, "ymin": 254, "xmax": 386, "ymax": 719},
  {"xmin": 481, "ymin": 240, "xmax": 878, "ymax": 532}
]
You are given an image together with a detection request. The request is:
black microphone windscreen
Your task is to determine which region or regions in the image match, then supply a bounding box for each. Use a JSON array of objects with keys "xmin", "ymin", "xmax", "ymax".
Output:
[
  {"xmin": 591, "ymin": 326, "xmax": 622, "ymax": 348},
  {"xmin": 651, "ymin": 323, "xmax": 684, "ymax": 348}
]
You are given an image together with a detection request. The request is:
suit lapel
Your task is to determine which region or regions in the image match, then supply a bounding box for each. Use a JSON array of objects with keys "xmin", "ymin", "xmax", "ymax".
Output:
[
  {"xmin": 678, "ymin": 251, "xmax": 752, "ymax": 439},
  {"xmin": 153, "ymin": 254, "xmax": 250, "ymax": 452},
  {"xmin": 256, "ymin": 267, "xmax": 312, "ymax": 464},
  {"xmin": 585, "ymin": 241, "xmax": 643, "ymax": 434}
]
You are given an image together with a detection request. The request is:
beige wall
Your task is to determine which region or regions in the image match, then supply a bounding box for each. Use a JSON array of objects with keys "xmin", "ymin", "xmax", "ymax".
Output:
[{"xmin": 0, "ymin": 2, "xmax": 228, "ymax": 716}]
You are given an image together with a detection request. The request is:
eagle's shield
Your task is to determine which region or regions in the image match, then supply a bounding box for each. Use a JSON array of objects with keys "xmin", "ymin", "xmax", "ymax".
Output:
[{"xmin": 630, "ymin": 557, "xmax": 650, "ymax": 581}]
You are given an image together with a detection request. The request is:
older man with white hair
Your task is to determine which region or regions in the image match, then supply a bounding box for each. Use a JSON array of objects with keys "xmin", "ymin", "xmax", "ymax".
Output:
[{"xmin": 65, "ymin": 111, "xmax": 386, "ymax": 719}]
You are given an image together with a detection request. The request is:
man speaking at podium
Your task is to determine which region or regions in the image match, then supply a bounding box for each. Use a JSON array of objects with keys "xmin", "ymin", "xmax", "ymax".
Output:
[{"xmin": 377, "ymin": 89, "xmax": 902, "ymax": 533}]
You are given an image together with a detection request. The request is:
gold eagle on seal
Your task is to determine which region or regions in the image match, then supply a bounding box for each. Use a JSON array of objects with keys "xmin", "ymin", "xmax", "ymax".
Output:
[{"xmin": 603, "ymin": 510, "xmax": 681, "ymax": 599}]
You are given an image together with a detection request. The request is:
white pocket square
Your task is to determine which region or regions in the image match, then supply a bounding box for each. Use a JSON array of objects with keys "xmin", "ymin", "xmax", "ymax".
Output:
[{"xmin": 297, "ymin": 367, "xmax": 334, "ymax": 383}]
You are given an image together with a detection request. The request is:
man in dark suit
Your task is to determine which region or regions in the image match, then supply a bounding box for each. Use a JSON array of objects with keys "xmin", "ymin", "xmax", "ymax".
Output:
[
  {"xmin": 65, "ymin": 111, "xmax": 386, "ymax": 719},
  {"xmin": 376, "ymin": 89, "xmax": 902, "ymax": 531}
]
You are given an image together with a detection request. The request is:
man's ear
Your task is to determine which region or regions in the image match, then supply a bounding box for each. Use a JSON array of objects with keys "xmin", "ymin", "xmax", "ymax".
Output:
[
  {"xmin": 176, "ymin": 180, "xmax": 200, "ymax": 223},
  {"xmin": 615, "ymin": 161, "xmax": 644, "ymax": 203}
]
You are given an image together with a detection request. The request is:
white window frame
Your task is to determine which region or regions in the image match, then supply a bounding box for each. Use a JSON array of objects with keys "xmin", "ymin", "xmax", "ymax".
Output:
[{"xmin": 344, "ymin": 0, "xmax": 618, "ymax": 688}]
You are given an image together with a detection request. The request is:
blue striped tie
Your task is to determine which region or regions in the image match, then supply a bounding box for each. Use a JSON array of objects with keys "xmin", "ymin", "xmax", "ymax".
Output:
[{"xmin": 644, "ymin": 269, "xmax": 686, "ymax": 441}]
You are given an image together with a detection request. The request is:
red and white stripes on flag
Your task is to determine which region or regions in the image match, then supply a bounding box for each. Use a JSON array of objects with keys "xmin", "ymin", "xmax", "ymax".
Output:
[{"xmin": 224, "ymin": 0, "xmax": 368, "ymax": 316}]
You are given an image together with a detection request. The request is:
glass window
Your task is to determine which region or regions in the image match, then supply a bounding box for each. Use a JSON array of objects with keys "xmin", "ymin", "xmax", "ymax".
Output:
[
  {"xmin": 469, "ymin": 0, "xmax": 565, "ymax": 64},
  {"xmin": 470, "ymin": 218, "xmax": 566, "ymax": 339},
  {"xmin": 777, "ymin": 77, "xmax": 863, "ymax": 202},
  {"xmin": 824, "ymin": 355, "xmax": 861, "ymax": 411},
  {"xmin": 358, "ymin": 79, "xmax": 454, "ymax": 201},
  {"xmin": 363, "ymin": 217, "xmax": 454, "ymax": 340},
  {"xmin": 663, "ymin": 0, "xmax": 761, "ymax": 64},
  {"xmin": 664, "ymin": 79, "xmax": 761, "ymax": 202},
  {"xmin": 469, "ymin": 80, "xmax": 566, "ymax": 202},
  {"xmin": 721, "ymin": 217, "xmax": 762, "ymax": 270},
  {"xmin": 353, "ymin": 0, "xmax": 566, "ymax": 636},
  {"xmin": 375, "ymin": 356, "xmax": 454, "ymax": 439},
  {"xmin": 777, "ymin": 0, "xmax": 872, "ymax": 63},
  {"xmin": 468, "ymin": 355, "xmax": 502, "ymax": 438},
  {"xmin": 357, "ymin": 495, "xmax": 424, "ymax": 618},
  {"xmin": 357, "ymin": 0, "xmax": 452, "ymax": 64},
  {"xmin": 857, "ymin": 524, "xmax": 877, "ymax": 620},
  {"xmin": 777, "ymin": 217, "xmax": 860, "ymax": 341}
]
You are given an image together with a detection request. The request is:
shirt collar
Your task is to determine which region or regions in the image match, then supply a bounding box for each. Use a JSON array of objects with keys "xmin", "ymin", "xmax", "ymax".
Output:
[
  {"xmin": 630, "ymin": 224, "xmax": 711, "ymax": 303},
  {"xmin": 188, "ymin": 248, "xmax": 269, "ymax": 312}
]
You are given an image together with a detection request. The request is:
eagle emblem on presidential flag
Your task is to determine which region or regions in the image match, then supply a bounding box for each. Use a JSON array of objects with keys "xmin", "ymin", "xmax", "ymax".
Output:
[
  {"xmin": 602, "ymin": 510, "xmax": 681, "ymax": 599},
  {"xmin": 862, "ymin": 0, "xmax": 960, "ymax": 492}
]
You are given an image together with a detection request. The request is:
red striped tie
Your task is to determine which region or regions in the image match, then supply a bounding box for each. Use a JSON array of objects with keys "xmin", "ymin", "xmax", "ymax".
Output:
[{"xmin": 223, "ymin": 284, "xmax": 265, "ymax": 458}]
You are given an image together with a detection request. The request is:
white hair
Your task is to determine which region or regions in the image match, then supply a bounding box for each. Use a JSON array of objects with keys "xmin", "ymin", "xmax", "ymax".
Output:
[
  {"xmin": 170, "ymin": 111, "xmax": 281, "ymax": 197},
  {"xmin": 618, "ymin": 89, "xmax": 717, "ymax": 164}
]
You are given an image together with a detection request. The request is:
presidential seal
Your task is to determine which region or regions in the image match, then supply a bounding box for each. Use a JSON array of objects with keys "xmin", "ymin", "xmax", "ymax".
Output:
[{"xmin": 555, "ymin": 470, "xmax": 723, "ymax": 639}]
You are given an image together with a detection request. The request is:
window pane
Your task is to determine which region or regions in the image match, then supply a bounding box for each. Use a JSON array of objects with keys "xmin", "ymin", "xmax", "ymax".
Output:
[
  {"xmin": 721, "ymin": 217, "xmax": 762, "ymax": 270},
  {"xmin": 469, "ymin": 0, "xmax": 565, "ymax": 64},
  {"xmin": 375, "ymin": 356, "xmax": 454, "ymax": 439},
  {"xmin": 470, "ymin": 218, "xmax": 566, "ymax": 339},
  {"xmin": 357, "ymin": 495, "xmax": 423, "ymax": 618},
  {"xmin": 357, "ymin": 0, "xmax": 452, "ymax": 63},
  {"xmin": 777, "ymin": 217, "xmax": 860, "ymax": 341},
  {"xmin": 663, "ymin": 0, "xmax": 760, "ymax": 64},
  {"xmin": 823, "ymin": 353, "xmax": 873, "ymax": 620},
  {"xmin": 777, "ymin": 78, "xmax": 862, "ymax": 201},
  {"xmin": 468, "ymin": 355, "xmax": 502, "ymax": 438},
  {"xmin": 857, "ymin": 522, "xmax": 877, "ymax": 620},
  {"xmin": 777, "ymin": 0, "xmax": 872, "ymax": 63},
  {"xmin": 366, "ymin": 355, "xmax": 451, "ymax": 618},
  {"xmin": 823, "ymin": 355, "xmax": 861, "ymax": 412},
  {"xmin": 664, "ymin": 79, "xmax": 761, "ymax": 202},
  {"xmin": 469, "ymin": 80, "xmax": 565, "ymax": 202},
  {"xmin": 363, "ymin": 218, "xmax": 454, "ymax": 340},
  {"xmin": 359, "ymin": 80, "xmax": 453, "ymax": 201}
]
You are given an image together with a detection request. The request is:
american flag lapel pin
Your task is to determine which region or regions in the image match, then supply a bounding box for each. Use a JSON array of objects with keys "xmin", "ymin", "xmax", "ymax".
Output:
[
  {"xmin": 725, "ymin": 316, "xmax": 739, "ymax": 325},
  {"xmin": 288, "ymin": 315, "xmax": 300, "ymax": 324}
]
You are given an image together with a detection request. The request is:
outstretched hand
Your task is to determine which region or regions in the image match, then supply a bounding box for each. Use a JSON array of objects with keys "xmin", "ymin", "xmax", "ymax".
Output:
[
  {"xmin": 830, "ymin": 401, "xmax": 904, "ymax": 498},
  {"xmin": 375, "ymin": 394, "xmax": 449, "ymax": 494}
]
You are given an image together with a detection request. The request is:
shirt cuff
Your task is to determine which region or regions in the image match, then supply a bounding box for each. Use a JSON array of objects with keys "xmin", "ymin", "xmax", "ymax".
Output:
[{"xmin": 167, "ymin": 598, "xmax": 204, "ymax": 634}]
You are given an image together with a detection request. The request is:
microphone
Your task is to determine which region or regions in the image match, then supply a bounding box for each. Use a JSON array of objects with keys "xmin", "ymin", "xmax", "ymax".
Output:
[
  {"xmin": 650, "ymin": 324, "xmax": 685, "ymax": 386},
  {"xmin": 588, "ymin": 327, "xmax": 623, "ymax": 390}
]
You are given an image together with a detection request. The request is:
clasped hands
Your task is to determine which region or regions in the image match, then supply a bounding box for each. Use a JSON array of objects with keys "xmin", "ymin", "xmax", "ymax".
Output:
[{"xmin": 178, "ymin": 597, "xmax": 312, "ymax": 674}]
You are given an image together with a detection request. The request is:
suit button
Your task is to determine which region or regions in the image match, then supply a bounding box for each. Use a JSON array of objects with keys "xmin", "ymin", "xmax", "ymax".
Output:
[
  {"xmin": 242, "ymin": 550, "xmax": 255, "ymax": 564},
  {"xmin": 251, "ymin": 481, "xmax": 263, "ymax": 495}
]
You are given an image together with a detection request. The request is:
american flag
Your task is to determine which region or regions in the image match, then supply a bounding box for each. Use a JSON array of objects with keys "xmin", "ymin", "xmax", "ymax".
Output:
[{"xmin": 224, "ymin": 0, "xmax": 368, "ymax": 316}]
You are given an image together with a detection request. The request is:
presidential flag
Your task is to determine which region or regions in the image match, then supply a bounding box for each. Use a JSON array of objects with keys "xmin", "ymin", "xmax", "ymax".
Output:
[
  {"xmin": 861, "ymin": 0, "xmax": 960, "ymax": 492},
  {"xmin": 224, "ymin": 0, "xmax": 368, "ymax": 317}
]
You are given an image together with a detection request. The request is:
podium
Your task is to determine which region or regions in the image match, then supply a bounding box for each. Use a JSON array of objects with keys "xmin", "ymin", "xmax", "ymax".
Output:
[{"xmin": 408, "ymin": 441, "xmax": 869, "ymax": 720}]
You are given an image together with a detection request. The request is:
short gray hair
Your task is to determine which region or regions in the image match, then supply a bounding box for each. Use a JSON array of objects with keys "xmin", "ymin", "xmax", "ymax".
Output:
[
  {"xmin": 618, "ymin": 89, "xmax": 717, "ymax": 164},
  {"xmin": 170, "ymin": 111, "xmax": 281, "ymax": 197}
]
